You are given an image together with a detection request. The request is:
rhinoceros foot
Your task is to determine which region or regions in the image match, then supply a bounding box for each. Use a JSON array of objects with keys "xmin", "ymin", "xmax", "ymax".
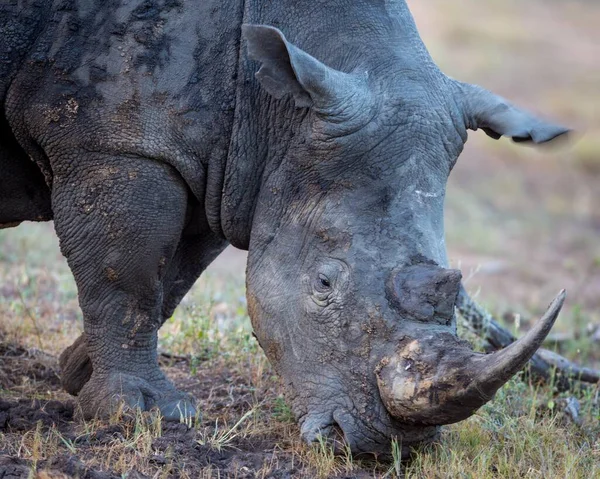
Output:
[
  {"xmin": 59, "ymin": 334, "xmax": 93, "ymax": 396},
  {"xmin": 77, "ymin": 371, "xmax": 197, "ymax": 423}
]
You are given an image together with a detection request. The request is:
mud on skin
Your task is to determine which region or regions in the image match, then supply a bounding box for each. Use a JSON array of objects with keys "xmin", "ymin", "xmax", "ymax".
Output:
[{"xmin": 0, "ymin": 0, "xmax": 590, "ymax": 457}]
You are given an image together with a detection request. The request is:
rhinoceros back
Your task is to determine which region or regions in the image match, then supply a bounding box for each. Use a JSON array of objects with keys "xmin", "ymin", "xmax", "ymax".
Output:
[{"xmin": 1, "ymin": 0, "xmax": 246, "ymax": 227}]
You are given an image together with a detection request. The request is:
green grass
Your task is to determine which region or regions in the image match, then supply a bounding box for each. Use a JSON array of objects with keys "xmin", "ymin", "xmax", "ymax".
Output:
[{"xmin": 405, "ymin": 380, "xmax": 600, "ymax": 479}]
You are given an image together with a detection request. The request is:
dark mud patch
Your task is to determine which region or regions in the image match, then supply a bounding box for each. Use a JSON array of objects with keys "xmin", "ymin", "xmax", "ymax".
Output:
[
  {"xmin": 0, "ymin": 454, "xmax": 127, "ymax": 479},
  {"xmin": 0, "ymin": 334, "xmax": 333, "ymax": 478},
  {"xmin": 0, "ymin": 398, "xmax": 74, "ymax": 432},
  {"xmin": 0, "ymin": 396, "xmax": 301, "ymax": 478},
  {"xmin": 0, "ymin": 337, "xmax": 61, "ymax": 392}
]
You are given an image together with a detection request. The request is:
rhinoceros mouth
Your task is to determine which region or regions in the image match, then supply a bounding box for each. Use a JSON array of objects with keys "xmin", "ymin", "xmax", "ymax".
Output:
[{"xmin": 299, "ymin": 405, "xmax": 441, "ymax": 458}]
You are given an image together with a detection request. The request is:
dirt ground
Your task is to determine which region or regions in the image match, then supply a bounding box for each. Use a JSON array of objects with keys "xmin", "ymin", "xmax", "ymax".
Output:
[
  {"xmin": 0, "ymin": 332, "xmax": 302, "ymax": 478},
  {"xmin": 1, "ymin": 0, "xmax": 599, "ymax": 477}
]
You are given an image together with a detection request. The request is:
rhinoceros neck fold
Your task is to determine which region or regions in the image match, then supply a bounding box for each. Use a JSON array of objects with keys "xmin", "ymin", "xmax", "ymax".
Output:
[{"xmin": 218, "ymin": 0, "xmax": 438, "ymax": 250}]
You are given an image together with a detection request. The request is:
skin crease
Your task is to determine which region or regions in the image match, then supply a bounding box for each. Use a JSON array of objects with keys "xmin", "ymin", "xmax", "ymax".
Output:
[{"xmin": 1, "ymin": 0, "xmax": 568, "ymax": 456}]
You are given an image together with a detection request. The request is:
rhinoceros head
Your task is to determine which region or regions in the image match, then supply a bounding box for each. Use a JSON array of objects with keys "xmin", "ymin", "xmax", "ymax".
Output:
[{"xmin": 241, "ymin": 24, "xmax": 568, "ymax": 456}]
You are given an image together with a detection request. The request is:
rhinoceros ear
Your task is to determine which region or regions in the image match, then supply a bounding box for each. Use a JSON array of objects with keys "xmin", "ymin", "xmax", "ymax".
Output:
[
  {"xmin": 457, "ymin": 83, "xmax": 570, "ymax": 144},
  {"xmin": 242, "ymin": 24, "xmax": 365, "ymax": 110}
]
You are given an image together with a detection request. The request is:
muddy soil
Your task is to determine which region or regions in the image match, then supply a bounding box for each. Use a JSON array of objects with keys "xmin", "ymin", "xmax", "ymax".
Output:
[{"xmin": 0, "ymin": 332, "xmax": 361, "ymax": 479}]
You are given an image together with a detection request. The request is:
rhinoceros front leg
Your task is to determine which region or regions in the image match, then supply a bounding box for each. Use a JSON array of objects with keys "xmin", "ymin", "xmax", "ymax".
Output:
[
  {"xmin": 52, "ymin": 153, "xmax": 196, "ymax": 421},
  {"xmin": 60, "ymin": 219, "xmax": 228, "ymax": 396}
]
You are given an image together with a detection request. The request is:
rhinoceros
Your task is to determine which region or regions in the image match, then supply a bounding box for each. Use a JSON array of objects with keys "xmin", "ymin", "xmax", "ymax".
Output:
[{"xmin": 1, "ymin": 0, "xmax": 598, "ymax": 456}]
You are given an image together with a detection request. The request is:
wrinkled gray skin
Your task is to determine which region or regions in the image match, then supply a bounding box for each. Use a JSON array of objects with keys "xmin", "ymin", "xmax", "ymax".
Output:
[{"xmin": 1, "ymin": 0, "xmax": 568, "ymax": 455}]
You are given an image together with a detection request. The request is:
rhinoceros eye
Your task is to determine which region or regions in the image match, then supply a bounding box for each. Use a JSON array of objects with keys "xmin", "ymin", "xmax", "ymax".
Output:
[
  {"xmin": 318, "ymin": 274, "xmax": 331, "ymax": 290},
  {"xmin": 313, "ymin": 273, "xmax": 332, "ymax": 300},
  {"xmin": 308, "ymin": 261, "xmax": 348, "ymax": 307}
]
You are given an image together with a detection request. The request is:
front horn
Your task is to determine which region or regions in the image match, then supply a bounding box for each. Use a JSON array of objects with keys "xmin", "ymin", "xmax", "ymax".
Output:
[{"xmin": 376, "ymin": 290, "xmax": 566, "ymax": 426}]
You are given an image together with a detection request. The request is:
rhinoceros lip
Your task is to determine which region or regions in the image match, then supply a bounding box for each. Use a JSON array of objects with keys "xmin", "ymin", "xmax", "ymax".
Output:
[
  {"xmin": 300, "ymin": 404, "xmax": 441, "ymax": 457},
  {"xmin": 344, "ymin": 418, "xmax": 441, "ymax": 458}
]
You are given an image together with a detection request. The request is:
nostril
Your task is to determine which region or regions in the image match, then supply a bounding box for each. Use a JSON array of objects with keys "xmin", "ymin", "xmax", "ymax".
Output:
[{"xmin": 388, "ymin": 264, "xmax": 462, "ymax": 323}]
